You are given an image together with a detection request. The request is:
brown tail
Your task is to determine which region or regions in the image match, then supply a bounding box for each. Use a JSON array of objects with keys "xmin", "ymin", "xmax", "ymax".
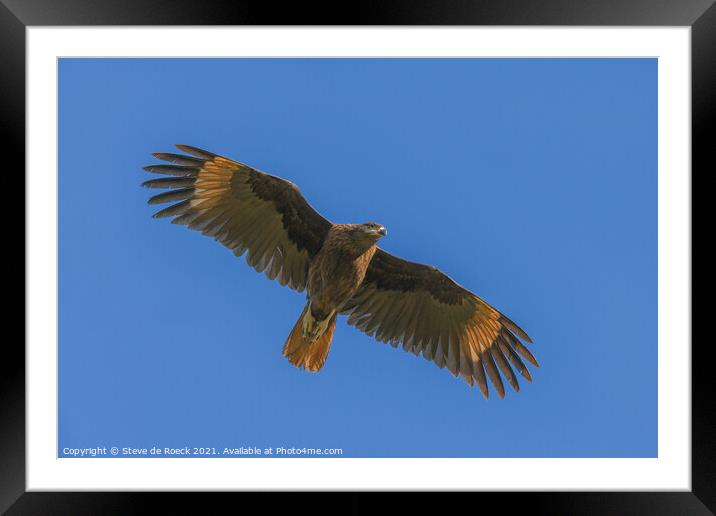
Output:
[{"xmin": 282, "ymin": 305, "xmax": 337, "ymax": 372}]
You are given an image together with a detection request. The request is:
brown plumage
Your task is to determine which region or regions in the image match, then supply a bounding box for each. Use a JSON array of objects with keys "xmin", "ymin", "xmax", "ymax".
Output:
[{"xmin": 143, "ymin": 145, "xmax": 538, "ymax": 399}]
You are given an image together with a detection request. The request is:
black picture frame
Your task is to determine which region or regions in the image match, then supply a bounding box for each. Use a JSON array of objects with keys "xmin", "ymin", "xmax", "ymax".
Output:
[{"xmin": 5, "ymin": 1, "xmax": 709, "ymax": 513}]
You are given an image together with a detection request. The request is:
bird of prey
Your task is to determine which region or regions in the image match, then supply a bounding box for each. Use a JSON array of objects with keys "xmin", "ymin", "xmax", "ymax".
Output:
[{"xmin": 142, "ymin": 145, "xmax": 538, "ymax": 399}]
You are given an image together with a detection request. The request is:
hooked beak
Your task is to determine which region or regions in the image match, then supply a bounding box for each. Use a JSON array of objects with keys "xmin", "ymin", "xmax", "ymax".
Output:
[{"xmin": 377, "ymin": 226, "xmax": 387, "ymax": 237}]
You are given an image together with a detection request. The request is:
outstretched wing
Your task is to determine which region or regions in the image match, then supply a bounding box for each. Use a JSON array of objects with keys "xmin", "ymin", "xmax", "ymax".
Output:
[
  {"xmin": 341, "ymin": 249, "xmax": 537, "ymax": 399},
  {"xmin": 143, "ymin": 145, "xmax": 332, "ymax": 291}
]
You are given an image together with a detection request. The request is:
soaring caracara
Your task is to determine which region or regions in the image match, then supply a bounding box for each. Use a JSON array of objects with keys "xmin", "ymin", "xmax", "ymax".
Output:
[{"xmin": 142, "ymin": 145, "xmax": 538, "ymax": 399}]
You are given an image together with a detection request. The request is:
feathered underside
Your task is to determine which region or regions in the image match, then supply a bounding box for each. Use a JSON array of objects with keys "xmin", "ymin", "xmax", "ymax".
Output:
[
  {"xmin": 342, "ymin": 249, "xmax": 538, "ymax": 399},
  {"xmin": 143, "ymin": 145, "xmax": 332, "ymax": 292}
]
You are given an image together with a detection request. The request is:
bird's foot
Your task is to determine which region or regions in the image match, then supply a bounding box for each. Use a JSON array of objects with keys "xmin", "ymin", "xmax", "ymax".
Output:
[
  {"xmin": 302, "ymin": 309, "xmax": 334, "ymax": 342},
  {"xmin": 302, "ymin": 310, "xmax": 315, "ymax": 340}
]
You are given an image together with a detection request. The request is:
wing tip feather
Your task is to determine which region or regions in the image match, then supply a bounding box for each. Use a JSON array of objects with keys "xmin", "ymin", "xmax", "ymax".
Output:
[{"xmin": 175, "ymin": 144, "xmax": 216, "ymax": 159}]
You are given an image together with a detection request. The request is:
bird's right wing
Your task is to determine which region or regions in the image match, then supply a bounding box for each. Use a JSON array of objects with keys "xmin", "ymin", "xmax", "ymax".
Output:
[
  {"xmin": 342, "ymin": 249, "xmax": 537, "ymax": 399},
  {"xmin": 143, "ymin": 145, "xmax": 332, "ymax": 292}
]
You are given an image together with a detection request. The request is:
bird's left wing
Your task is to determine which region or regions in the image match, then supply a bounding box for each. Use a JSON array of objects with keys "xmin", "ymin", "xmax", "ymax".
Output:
[
  {"xmin": 341, "ymin": 249, "xmax": 537, "ymax": 399},
  {"xmin": 143, "ymin": 145, "xmax": 332, "ymax": 291}
]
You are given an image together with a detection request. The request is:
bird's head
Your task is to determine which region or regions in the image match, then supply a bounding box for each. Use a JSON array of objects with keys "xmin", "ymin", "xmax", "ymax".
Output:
[{"xmin": 354, "ymin": 222, "xmax": 388, "ymax": 242}]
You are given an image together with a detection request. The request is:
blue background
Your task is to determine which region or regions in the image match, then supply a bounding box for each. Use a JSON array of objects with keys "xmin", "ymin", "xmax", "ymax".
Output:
[{"xmin": 59, "ymin": 58, "xmax": 657, "ymax": 458}]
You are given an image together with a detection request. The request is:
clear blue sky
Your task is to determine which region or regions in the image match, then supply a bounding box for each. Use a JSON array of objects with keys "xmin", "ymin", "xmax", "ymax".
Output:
[{"xmin": 59, "ymin": 58, "xmax": 657, "ymax": 458}]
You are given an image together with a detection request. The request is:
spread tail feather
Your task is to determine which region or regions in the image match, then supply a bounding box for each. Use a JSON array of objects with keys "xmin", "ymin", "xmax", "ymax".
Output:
[{"xmin": 282, "ymin": 306, "xmax": 337, "ymax": 372}]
